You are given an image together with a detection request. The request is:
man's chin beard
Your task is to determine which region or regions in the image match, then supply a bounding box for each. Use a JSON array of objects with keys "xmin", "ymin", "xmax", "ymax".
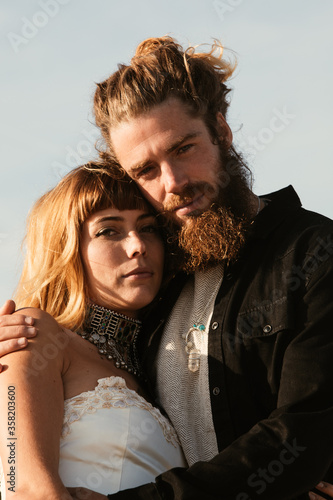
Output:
[
  {"xmin": 160, "ymin": 143, "xmax": 254, "ymax": 273},
  {"xmin": 174, "ymin": 203, "xmax": 250, "ymax": 273}
]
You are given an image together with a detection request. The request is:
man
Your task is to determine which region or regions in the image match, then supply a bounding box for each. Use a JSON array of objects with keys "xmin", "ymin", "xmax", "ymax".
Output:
[{"xmin": 0, "ymin": 37, "xmax": 332, "ymax": 499}]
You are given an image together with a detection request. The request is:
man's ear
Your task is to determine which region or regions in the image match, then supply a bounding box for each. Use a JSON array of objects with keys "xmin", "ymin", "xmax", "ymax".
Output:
[{"xmin": 216, "ymin": 112, "xmax": 233, "ymax": 148}]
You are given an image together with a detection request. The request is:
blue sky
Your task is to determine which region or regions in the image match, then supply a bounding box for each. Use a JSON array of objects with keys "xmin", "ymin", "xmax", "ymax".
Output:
[{"xmin": 1, "ymin": 0, "xmax": 332, "ymax": 304}]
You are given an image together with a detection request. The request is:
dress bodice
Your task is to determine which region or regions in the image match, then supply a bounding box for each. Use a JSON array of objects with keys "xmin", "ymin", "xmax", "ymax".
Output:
[{"xmin": 59, "ymin": 376, "xmax": 186, "ymax": 495}]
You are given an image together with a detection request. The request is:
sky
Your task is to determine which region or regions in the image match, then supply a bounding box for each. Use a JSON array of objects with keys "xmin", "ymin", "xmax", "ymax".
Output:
[{"xmin": 1, "ymin": 0, "xmax": 332, "ymax": 305}]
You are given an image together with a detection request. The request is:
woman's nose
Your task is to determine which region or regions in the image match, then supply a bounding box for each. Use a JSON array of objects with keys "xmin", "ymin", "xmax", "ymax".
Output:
[{"xmin": 125, "ymin": 232, "xmax": 147, "ymax": 258}]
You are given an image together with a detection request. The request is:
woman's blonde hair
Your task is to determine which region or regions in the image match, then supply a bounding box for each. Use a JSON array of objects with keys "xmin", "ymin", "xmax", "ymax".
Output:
[{"xmin": 14, "ymin": 162, "xmax": 151, "ymax": 331}]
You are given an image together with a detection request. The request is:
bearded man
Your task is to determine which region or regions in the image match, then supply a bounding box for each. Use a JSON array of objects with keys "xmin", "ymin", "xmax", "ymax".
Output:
[{"xmin": 0, "ymin": 37, "xmax": 333, "ymax": 500}]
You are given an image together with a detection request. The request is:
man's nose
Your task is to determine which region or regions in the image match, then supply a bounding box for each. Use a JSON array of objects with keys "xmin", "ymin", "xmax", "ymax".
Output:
[
  {"xmin": 161, "ymin": 161, "xmax": 189, "ymax": 194},
  {"xmin": 125, "ymin": 232, "xmax": 147, "ymax": 258}
]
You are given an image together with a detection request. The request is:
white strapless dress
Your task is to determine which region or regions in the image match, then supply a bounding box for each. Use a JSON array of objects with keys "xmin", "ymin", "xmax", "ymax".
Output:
[{"xmin": 59, "ymin": 376, "xmax": 186, "ymax": 495}]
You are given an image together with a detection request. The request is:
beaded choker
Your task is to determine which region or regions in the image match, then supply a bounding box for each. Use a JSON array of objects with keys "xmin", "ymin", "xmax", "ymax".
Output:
[{"xmin": 77, "ymin": 303, "xmax": 143, "ymax": 378}]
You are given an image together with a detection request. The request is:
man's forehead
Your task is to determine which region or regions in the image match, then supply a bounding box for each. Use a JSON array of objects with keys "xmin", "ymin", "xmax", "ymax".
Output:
[{"xmin": 110, "ymin": 111, "xmax": 205, "ymax": 169}]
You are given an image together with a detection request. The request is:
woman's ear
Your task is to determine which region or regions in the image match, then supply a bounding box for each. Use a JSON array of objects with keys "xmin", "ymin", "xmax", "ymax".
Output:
[{"xmin": 216, "ymin": 112, "xmax": 233, "ymax": 148}]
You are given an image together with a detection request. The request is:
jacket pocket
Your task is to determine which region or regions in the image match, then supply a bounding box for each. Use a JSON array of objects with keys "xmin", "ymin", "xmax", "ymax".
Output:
[{"xmin": 236, "ymin": 295, "xmax": 294, "ymax": 340}]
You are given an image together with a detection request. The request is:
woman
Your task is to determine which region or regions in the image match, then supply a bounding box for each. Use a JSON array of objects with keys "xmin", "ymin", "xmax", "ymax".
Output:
[{"xmin": 0, "ymin": 163, "xmax": 186, "ymax": 499}]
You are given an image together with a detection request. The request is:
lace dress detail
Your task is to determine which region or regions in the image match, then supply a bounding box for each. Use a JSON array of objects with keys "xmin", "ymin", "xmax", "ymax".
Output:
[{"xmin": 62, "ymin": 376, "xmax": 180, "ymax": 447}]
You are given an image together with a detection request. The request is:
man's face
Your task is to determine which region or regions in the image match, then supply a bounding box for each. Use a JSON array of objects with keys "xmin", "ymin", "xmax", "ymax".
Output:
[{"xmin": 110, "ymin": 97, "xmax": 232, "ymax": 225}]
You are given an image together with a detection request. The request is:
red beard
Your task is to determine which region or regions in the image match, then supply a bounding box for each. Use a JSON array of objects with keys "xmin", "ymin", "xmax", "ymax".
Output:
[{"xmin": 162, "ymin": 148, "xmax": 253, "ymax": 273}]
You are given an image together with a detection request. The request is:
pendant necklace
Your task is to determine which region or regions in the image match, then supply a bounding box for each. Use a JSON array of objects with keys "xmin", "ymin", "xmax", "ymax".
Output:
[
  {"xmin": 182, "ymin": 266, "xmax": 224, "ymax": 373},
  {"xmin": 76, "ymin": 303, "xmax": 144, "ymax": 378}
]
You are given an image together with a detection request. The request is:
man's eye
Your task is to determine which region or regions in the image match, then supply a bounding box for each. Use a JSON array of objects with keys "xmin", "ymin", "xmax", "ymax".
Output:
[
  {"xmin": 137, "ymin": 166, "xmax": 154, "ymax": 178},
  {"xmin": 178, "ymin": 144, "xmax": 193, "ymax": 154}
]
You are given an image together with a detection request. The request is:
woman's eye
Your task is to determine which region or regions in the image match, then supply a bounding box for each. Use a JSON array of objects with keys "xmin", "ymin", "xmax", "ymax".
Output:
[
  {"xmin": 96, "ymin": 228, "xmax": 116, "ymax": 237},
  {"xmin": 141, "ymin": 224, "xmax": 158, "ymax": 234}
]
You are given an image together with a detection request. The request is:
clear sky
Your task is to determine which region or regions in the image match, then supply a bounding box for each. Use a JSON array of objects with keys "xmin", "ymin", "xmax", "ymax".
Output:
[{"xmin": 1, "ymin": 0, "xmax": 332, "ymax": 304}]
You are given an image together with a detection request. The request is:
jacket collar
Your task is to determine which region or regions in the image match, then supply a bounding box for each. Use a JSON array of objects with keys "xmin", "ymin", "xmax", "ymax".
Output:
[{"xmin": 253, "ymin": 185, "xmax": 302, "ymax": 240}]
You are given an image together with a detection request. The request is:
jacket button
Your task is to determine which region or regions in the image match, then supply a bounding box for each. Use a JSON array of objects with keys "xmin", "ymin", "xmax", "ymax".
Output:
[
  {"xmin": 211, "ymin": 322, "xmax": 219, "ymax": 330},
  {"xmin": 263, "ymin": 324, "xmax": 272, "ymax": 333},
  {"xmin": 213, "ymin": 387, "xmax": 220, "ymax": 396}
]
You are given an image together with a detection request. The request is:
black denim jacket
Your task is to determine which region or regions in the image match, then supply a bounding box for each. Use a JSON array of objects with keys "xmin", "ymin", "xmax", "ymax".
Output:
[{"xmin": 111, "ymin": 186, "xmax": 333, "ymax": 500}]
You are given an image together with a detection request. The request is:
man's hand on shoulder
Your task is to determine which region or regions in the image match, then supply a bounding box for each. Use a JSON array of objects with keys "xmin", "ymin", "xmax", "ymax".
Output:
[
  {"xmin": 309, "ymin": 482, "xmax": 333, "ymax": 499},
  {"xmin": 0, "ymin": 300, "xmax": 37, "ymax": 367},
  {"xmin": 67, "ymin": 487, "xmax": 109, "ymax": 499}
]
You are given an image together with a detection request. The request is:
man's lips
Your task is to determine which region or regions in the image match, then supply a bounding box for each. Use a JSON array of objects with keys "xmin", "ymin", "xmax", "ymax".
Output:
[
  {"xmin": 173, "ymin": 194, "xmax": 205, "ymax": 216},
  {"xmin": 123, "ymin": 267, "xmax": 153, "ymax": 280}
]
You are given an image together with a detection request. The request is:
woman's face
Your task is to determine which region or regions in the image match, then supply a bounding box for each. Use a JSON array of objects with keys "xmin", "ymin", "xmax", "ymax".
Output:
[{"xmin": 80, "ymin": 207, "xmax": 165, "ymax": 318}]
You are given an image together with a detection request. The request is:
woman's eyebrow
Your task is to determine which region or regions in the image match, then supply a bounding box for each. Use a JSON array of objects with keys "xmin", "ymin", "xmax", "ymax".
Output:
[{"xmin": 94, "ymin": 216, "xmax": 123, "ymax": 224}]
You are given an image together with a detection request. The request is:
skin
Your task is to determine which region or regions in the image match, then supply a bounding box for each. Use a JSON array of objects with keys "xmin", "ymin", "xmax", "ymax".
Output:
[
  {"xmin": 308, "ymin": 483, "xmax": 333, "ymax": 499},
  {"xmin": 67, "ymin": 98, "xmax": 333, "ymax": 499},
  {"xmin": 0, "ymin": 99, "xmax": 331, "ymax": 498},
  {"xmin": 0, "ymin": 208, "xmax": 164, "ymax": 499},
  {"xmin": 110, "ymin": 97, "xmax": 236, "ymax": 224},
  {"xmin": 81, "ymin": 208, "xmax": 164, "ymax": 317}
]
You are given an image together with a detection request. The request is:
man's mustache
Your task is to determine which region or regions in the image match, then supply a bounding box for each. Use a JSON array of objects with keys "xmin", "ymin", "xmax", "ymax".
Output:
[{"xmin": 162, "ymin": 182, "xmax": 217, "ymax": 212}]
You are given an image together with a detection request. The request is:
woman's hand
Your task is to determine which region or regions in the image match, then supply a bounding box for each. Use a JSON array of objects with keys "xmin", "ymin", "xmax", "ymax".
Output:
[
  {"xmin": 67, "ymin": 487, "xmax": 109, "ymax": 499},
  {"xmin": 0, "ymin": 300, "xmax": 37, "ymax": 368},
  {"xmin": 309, "ymin": 482, "xmax": 333, "ymax": 499}
]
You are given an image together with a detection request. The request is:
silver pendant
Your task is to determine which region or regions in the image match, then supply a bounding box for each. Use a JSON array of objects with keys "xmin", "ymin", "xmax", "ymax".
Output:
[{"xmin": 188, "ymin": 349, "xmax": 201, "ymax": 372}]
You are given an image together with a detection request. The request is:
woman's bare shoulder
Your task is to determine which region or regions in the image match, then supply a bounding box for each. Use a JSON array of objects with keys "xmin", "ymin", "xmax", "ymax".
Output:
[{"xmin": 7, "ymin": 308, "xmax": 70, "ymax": 370}]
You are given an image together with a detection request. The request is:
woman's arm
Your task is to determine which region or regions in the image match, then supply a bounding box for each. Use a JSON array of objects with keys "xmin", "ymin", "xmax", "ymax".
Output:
[{"xmin": 0, "ymin": 307, "xmax": 71, "ymax": 499}]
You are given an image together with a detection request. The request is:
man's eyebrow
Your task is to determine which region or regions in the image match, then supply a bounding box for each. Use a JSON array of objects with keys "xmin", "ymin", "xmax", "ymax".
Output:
[
  {"xmin": 129, "ymin": 131, "xmax": 202, "ymax": 176},
  {"xmin": 165, "ymin": 132, "xmax": 201, "ymax": 154}
]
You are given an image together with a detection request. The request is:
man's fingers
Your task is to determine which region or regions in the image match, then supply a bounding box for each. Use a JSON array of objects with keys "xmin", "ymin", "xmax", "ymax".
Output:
[
  {"xmin": 309, "ymin": 482, "xmax": 333, "ymax": 500},
  {"xmin": 0, "ymin": 315, "xmax": 36, "ymax": 339},
  {"xmin": 316, "ymin": 482, "xmax": 333, "ymax": 496},
  {"xmin": 0, "ymin": 313, "xmax": 35, "ymax": 326},
  {"xmin": 0, "ymin": 338, "xmax": 28, "ymax": 358},
  {"xmin": 0, "ymin": 322, "xmax": 37, "ymax": 341},
  {"xmin": 0, "ymin": 300, "xmax": 16, "ymax": 315}
]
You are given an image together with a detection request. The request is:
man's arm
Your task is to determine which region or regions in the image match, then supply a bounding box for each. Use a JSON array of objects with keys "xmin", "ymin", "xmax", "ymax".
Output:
[
  {"xmin": 0, "ymin": 300, "xmax": 37, "ymax": 366},
  {"xmin": 0, "ymin": 307, "xmax": 71, "ymax": 499},
  {"xmin": 107, "ymin": 249, "xmax": 333, "ymax": 499}
]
